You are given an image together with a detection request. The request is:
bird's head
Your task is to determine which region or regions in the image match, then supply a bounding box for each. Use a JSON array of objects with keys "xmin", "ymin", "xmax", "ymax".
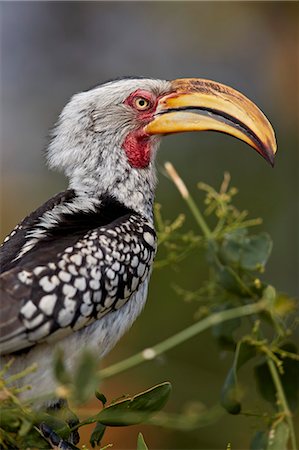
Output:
[{"xmin": 47, "ymin": 77, "xmax": 277, "ymax": 217}]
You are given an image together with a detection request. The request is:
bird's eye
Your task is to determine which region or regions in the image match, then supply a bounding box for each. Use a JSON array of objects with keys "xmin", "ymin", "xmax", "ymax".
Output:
[{"xmin": 134, "ymin": 97, "xmax": 151, "ymax": 111}]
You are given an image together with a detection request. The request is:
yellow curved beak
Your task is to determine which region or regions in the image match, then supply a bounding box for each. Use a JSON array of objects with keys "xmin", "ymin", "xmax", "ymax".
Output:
[{"xmin": 144, "ymin": 78, "xmax": 277, "ymax": 166}]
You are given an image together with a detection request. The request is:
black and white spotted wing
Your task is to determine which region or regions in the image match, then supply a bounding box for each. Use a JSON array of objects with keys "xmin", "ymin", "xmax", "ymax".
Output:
[{"xmin": 0, "ymin": 192, "xmax": 156, "ymax": 355}]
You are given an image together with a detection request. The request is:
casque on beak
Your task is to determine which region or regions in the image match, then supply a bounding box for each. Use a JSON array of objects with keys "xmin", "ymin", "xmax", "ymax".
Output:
[{"xmin": 144, "ymin": 78, "xmax": 277, "ymax": 166}]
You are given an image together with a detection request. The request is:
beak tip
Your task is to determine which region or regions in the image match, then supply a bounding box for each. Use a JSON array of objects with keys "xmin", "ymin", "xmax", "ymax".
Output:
[{"xmin": 263, "ymin": 146, "xmax": 276, "ymax": 167}]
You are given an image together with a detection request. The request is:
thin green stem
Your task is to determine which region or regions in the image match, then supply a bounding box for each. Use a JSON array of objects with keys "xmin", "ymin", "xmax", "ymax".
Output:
[
  {"xmin": 6, "ymin": 363, "xmax": 37, "ymax": 384},
  {"xmin": 184, "ymin": 192, "xmax": 212, "ymax": 239},
  {"xmin": 100, "ymin": 300, "xmax": 267, "ymax": 379},
  {"xmin": 273, "ymin": 348, "xmax": 299, "ymax": 362},
  {"xmin": 267, "ymin": 358, "xmax": 297, "ymax": 450},
  {"xmin": 0, "ymin": 358, "xmax": 15, "ymax": 377}
]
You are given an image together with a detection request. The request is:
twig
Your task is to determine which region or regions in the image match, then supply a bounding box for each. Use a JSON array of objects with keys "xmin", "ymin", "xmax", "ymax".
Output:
[
  {"xmin": 100, "ymin": 300, "xmax": 267, "ymax": 379},
  {"xmin": 220, "ymin": 172, "xmax": 231, "ymax": 194},
  {"xmin": 6, "ymin": 363, "xmax": 37, "ymax": 384},
  {"xmin": 164, "ymin": 162, "xmax": 212, "ymax": 239},
  {"xmin": 267, "ymin": 358, "xmax": 297, "ymax": 450}
]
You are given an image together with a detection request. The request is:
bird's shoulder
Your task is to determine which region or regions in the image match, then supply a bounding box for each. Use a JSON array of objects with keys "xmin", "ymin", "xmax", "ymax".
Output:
[
  {"xmin": 0, "ymin": 190, "xmax": 76, "ymax": 273},
  {"xmin": 1, "ymin": 189, "xmax": 151, "ymax": 271}
]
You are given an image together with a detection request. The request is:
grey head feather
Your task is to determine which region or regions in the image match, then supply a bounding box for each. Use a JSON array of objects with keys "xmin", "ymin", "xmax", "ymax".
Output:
[{"xmin": 47, "ymin": 78, "xmax": 172, "ymax": 219}]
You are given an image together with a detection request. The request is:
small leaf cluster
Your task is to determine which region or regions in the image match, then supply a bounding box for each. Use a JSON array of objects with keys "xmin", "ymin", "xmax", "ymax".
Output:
[
  {"xmin": 0, "ymin": 351, "xmax": 171, "ymax": 449},
  {"xmin": 169, "ymin": 173, "xmax": 298, "ymax": 449},
  {"xmin": 154, "ymin": 203, "xmax": 201, "ymax": 269}
]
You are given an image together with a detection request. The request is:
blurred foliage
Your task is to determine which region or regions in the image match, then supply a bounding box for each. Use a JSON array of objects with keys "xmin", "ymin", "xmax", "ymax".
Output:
[
  {"xmin": 0, "ymin": 169, "xmax": 298, "ymax": 449},
  {"xmin": 154, "ymin": 203, "xmax": 201, "ymax": 270},
  {"xmin": 0, "ymin": 356, "xmax": 169, "ymax": 450}
]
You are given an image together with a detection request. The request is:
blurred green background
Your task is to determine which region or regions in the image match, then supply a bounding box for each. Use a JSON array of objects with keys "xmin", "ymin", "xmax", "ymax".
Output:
[{"xmin": 1, "ymin": 2, "xmax": 298, "ymax": 449}]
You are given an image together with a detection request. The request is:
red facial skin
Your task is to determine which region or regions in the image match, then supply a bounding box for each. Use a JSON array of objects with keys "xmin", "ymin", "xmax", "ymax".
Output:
[{"xmin": 123, "ymin": 89, "xmax": 160, "ymax": 169}]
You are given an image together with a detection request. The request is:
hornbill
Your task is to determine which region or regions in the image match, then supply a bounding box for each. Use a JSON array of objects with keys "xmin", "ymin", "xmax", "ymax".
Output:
[{"xmin": 0, "ymin": 77, "xmax": 276, "ymax": 412}]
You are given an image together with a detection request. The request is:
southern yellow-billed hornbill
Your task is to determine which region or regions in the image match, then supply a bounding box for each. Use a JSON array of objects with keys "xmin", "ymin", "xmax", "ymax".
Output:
[{"xmin": 0, "ymin": 77, "xmax": 276, "ymax": 424}]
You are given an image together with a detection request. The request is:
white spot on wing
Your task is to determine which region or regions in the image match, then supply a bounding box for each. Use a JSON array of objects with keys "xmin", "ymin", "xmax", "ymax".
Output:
[
  {"xmin": 80, "ymin": 302, "xmax": 93, "ymax": 317},
  {"xmin": 86, "ymin": 255, "xmax": 97, "ymax": 266},
  {"xmin": 68, "ymin": 264, "xmax": 78, "ymax": 276},
  {"xmin": 143, "ymin": 231, "xmax": 155, "ymax": 246},
  {"xmin": 18, "ymin": 270, "xmax": 32, "ymax": 285},
  {"xmin": 33, "ymin": 266, "xmax": 47, "ymax": 276},
  {"xmin": 58, "ymin": 271, "xmax": 72, "ymax": 283},
  {"xmin": 62, "ymin": 284, "xmax": 77, "ymax": 298},
  {"xmin": 20, "ymin": 300, "xmax": 38, "ymax": 319},
  {"xmin": 90, "ymin": 279, "xmax": 100, "ymax": 290},
  {"xmin": 24, "ymin": 313, "xmax": 44, "ymax": 329},
  {"xmin": 40, "ymin": 276, "xmax": 56, "ymax": 293},
  {"xmin": 106, "ymin": 269, "xmax": 115, "ymax": 280},
  {"xmin": 74, "ymin": 277, "xmax": 87, "ymax": 291},
  {"xmin": 58, "ymin": 298, "xmax": 76, "ymax": 326},
  {"xmin": 70, "ymin": 254, "xmax": 83, "ymax": 266},
  {"xmin": 131, "ymin": 256, "xmax": 139, "ymax": 267},
  {"xmin": 109, "ymin": 274, "xmax": 119, "ymax": 288},
  {"xmin": 28, "ymin": 322, "xmax": 51, "ymax": 341},
  {"xmin": 133, "ymin": 244, "xmax": 141, "ymax": 254},
  {"xmin": 90, "ymin": 267, "xmax": 101, "ymax": 280},
  {"xmin": 131, "ymin": 277, "xmax": 139, "ymax": 291},
  {"xmin": 137, "ymin": 263, "xmax": 146, "ymax": 277},
  {"xmin": 124, "ymin": 286, "xmax": 131, "ymax": 298},
  {"xmin": 112, "ymin": 261, "xmax": 120, "ymax": 272},
  {"xmin": 95, "ymin": 250, "xmax": 103, "ymax": 259},
  {"xmin": 83, "ymin": 291, "xmax": 91, "ymax": 304},
  {"xmin": 39, "ymin": 294, "xmax": 57, "ymax": 316}
]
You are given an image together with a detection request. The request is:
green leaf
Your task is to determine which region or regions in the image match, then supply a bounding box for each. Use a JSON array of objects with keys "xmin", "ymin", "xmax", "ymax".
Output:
[
  {"xmin": 18, "ymin": 419, "xmax": 33, "ymax": 437},
  {"xmin": 0, "ymin": 408, "xmax": 21, "ymax": 431},
  {"xmin": 278, "ymin": 343, "xmax": 299, "ymax": 411},
  {"xmin": 95, "ymin": 391, "xmax": 107, "ymax": 406},
  {"xmin": 90, "ymin": 422, "xmax": 106, "ymax": 448},
  {"xmin": 209, "ymin": 245, "xmax": 249, "ymax": 296},
  {"xmin": 213, "ymin": 257, "xmax": 249, "ymax": 296},
  {"xmin": 73, "ymin": 350, "xmax": 100, "ymax": 404},
  {"xmin": 221, "ymin": 341, "xmax": 256, "ymax": 414},
  {"xmin": 53, "ymin": 348, "xmax": 71, "ymax": 385},
  {"xmin": 250, "ymin": 431, "xmax": 268, "ymax": 450},
  {"xmin": 266, "ymin": 421, "xmax": 289, "ymax": 450},
  {"xmin": 95, "ymin": 382, "xmax": 172, "ymax": 426},
  {"xmin": 137, "ymin": 432, "xmax": 149, "ymax": 450},
  {"xmin": 254, "ymin": 361, "xmax": 276, "ymax": 408},
  {"xmin": 220, "ymin": 231, "xmax": 273, "ymax": 272}
]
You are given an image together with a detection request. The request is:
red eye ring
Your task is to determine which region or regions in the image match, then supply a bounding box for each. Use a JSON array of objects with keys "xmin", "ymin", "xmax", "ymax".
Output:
[{"xmin": 125, "ymin": 89, "xmax": 156, "ymax": 112}]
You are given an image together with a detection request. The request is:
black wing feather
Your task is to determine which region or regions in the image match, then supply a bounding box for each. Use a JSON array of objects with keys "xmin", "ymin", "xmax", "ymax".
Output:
[{"xmin": 0, "ymin": 192, "xmax": 156, "ymax": 355}]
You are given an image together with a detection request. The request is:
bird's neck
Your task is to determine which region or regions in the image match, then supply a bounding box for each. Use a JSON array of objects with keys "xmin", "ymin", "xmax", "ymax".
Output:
[
  {"xmin": 69, "ymin": 162, "xmax": 157, "ymax": 222},
  {"xmin": 48, "ymin": 123, "xmax": 159, "ymax": 222}
]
